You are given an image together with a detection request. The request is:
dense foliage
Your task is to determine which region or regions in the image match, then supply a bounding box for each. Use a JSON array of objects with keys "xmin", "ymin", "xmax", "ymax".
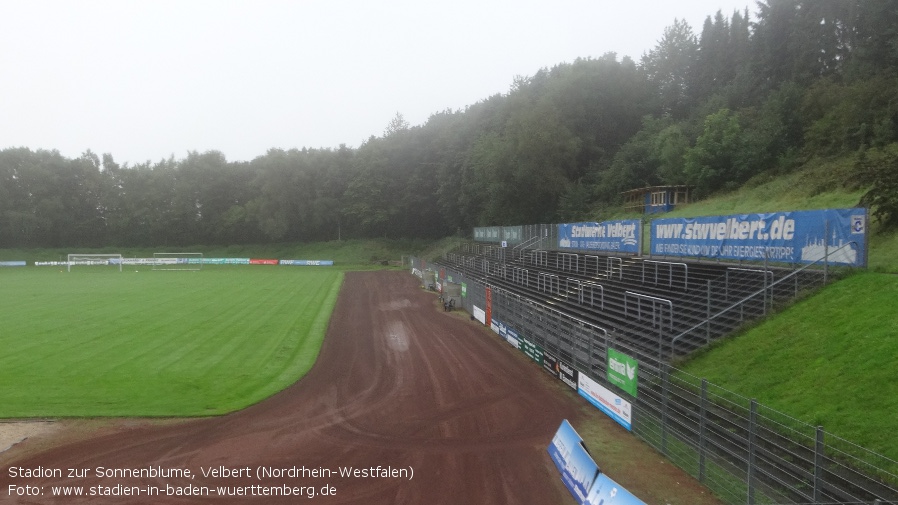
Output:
[{"xmin": 2, "ymin": 0, "xmax": 897, "ymax": 248}]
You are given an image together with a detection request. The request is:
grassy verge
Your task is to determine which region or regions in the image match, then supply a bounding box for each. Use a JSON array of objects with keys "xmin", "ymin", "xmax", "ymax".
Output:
[
  {"xmin": 679, "ymin": 271, "xmax": 898, "ymax": 466},
  {"xmin": 0, "ymin": 266, "xmax": 343, "ymax": 417}
]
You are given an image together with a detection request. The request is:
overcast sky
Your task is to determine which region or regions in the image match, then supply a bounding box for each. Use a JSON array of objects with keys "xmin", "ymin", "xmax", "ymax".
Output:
[{"xmin": 1, "ymin": 0, "xmax": 751, "ymax": 166}]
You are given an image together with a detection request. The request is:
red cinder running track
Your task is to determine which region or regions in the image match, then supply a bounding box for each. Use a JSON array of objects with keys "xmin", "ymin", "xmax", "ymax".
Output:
[{"xmin": 1, "ymin": 271, "xmax": 583, "ymax": 504}]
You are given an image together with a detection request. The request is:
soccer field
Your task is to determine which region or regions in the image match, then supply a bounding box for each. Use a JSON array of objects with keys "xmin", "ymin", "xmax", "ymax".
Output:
[{"xmin": 0, "ymin": 266, "xmax": 343, "ymax": 417}]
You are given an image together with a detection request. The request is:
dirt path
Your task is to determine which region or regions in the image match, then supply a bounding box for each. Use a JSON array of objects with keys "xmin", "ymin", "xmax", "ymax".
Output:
[{"xmin": 0, "ymin": 271, "xmax": 722, "ymax": 504}]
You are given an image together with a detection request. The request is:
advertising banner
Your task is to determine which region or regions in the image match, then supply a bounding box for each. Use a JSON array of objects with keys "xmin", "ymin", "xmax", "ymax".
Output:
[
  {"xmin": 279, "ymin": 260, "xmax": 334, "ymax": 266},
  {"xmin": 558, "ymin": 219, "xmax": 642, "ymax": 254},
  {"xmin": 559, "ymin": 359, "xmax": 579, "ymax": 391},
  {"xmin": 548, "ymin": 420, "xmax": 601, "ymax": 504},
  {"xmin": 651, "ymin": 208, "xmax": 867, "ymax": 266},
  {"xmin": 504, "ymin": 325, "xmax": 521, "ymax": 349},
  {"xmin": 472, "ymin": 305, "xmax": 486, "ymax": 325},
  {"xmin": 607, "ymin": 349, "xmax": 638, "ymax": 397},
  {"xmin": 495, "ymin": 320, "xmax": 522, "ymax": 349},
  {"xmin": 578, "ymin": 374, "xmax": 632, "ymax": 431},
  {"xmin": 519, "ymin": 338, "xmax": 543, "ymax": 365},
  {"xmin": 558, "ymin": 220, "xmax": 640, "ymax": 254},
  {"xmin": 203, "ymin": 258, "xmax": 251, "ymax": 265},
  {"xmin": 584, "ymin": 474, "xmax": 647, "ymax": 505},
  {"xmin": 542, "ymin": 350, "xmax": 560, "ymax": 378},
  {"xmin": 0, "ymin": 261, "xmax": 27, "ymax": 267}
]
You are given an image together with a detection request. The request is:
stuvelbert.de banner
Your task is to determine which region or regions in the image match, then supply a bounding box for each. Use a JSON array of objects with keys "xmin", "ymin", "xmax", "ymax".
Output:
[{"xmin": 650, "ymin": 208, "xmax": 866, "ymax": 266}]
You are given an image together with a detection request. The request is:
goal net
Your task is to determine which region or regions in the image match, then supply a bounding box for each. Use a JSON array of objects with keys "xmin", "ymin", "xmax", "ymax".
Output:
[
  {"xmin": 153, "ymin": 252, "xmax": 204, "ymax": 271},
  {"xmin": 67, "ymin": 253, "xmax": 123, "ymax": 272}
]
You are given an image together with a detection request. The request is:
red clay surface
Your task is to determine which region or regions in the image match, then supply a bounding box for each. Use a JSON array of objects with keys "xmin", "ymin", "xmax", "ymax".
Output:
[{"xmin": 1, "ymin": 271, "xmax": 584, "ymax": 504}]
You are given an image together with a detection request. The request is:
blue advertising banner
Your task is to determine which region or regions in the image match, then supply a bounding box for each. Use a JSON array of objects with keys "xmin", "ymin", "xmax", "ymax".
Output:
[
  {"xmin": 0, "ymin": 261, "xmax": 26, "ymax": 267},
  {"xmin": 651, "ymin": 208, "xmax": 867, "ymax": 266},
  {"xmin": 279, "ymin": 260, "xmax": 335, "ymax": 266},
  {"xmin": 558, "ymin": 220, "xmax": 640, "ymax": 254},
  {"xmin": 505, "ymin": 326, "xmax": 521, "ymax": 349},
  {"xmin": 548, "ymin": 420, "xmax": 600, "ymax": 504},
  {"xmin": 584, "ymin": 474, "xmax": 647, "ymax": 505}
]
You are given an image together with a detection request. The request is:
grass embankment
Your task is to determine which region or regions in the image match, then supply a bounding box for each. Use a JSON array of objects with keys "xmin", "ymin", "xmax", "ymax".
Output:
[
  {"xmin": 682, "ymin": 271, "xmax": 898, "ymax": 459},
  {"xmin": 0, "ymin": 267, "xmax": 342, "ymax": 417}
]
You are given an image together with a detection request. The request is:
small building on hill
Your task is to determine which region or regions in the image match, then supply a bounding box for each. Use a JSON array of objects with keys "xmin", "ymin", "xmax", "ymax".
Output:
[{"xmin": 622, "ymin": 185, "xmax": 692, "ymax": 214}]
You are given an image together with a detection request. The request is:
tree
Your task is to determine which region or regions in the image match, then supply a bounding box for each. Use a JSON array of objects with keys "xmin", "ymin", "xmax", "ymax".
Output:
[
  {"xmin": 641, "ymin": 19, "xmax": 698, "ymax": 118},
  {"xmin": 384, "ymin": 112, "xmax": 410, "ymax": 137},
  {"xmin": 684, "ymin": 108, "xmax": 745, "ymax": 196},
  {"xmin": 858, "ymin": 144, "xmax": 898, "ymax": 228}
]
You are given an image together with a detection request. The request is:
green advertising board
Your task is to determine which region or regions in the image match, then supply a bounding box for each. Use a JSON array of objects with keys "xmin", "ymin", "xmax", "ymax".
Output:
[
  {"xmin": 519, "ymin": 338, "xmax": 543, "ymax": 365},
  {"xmin": 607, "ymin": 348, "xmax": 638, "ymax": 397},
  {"xmin": 461, "ymin": 283, "xmax": 467, "ymax": 297}
]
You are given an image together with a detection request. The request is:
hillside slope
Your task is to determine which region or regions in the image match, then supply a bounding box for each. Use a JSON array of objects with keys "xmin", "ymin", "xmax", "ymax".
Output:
[{"xmin": 657, "ymin": 160, "xmax": 898, "ymax": 469}]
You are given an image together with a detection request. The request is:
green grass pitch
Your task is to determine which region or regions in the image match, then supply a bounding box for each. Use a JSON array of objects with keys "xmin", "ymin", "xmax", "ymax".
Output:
[{"xmin": 0, "ymin": 266, "xmax": 343, "ymax": 417}]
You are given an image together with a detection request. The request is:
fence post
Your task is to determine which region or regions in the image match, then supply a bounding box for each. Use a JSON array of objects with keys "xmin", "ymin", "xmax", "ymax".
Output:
[
  {"xmin": 747, "ymin": 399, "xmax": 758, "ymax": 505},
  {"xmin": 814, "ymin": 426, "xmax": 824, "ymax": 504},
  {"xmin": 824, "ymin": 220, "xmax": 830, "ymax": 285},
  {"xmin": 661, "ymin": 363, "xmax": 669, "ymax": 456},
  {"xmin": 763, "ymin": 253, "xmax": 769, "ymax": 316},
  {"xmin": 699, "ymin": 379, "xmax": 708, "ymax": 483},
  {"xmin": 706, "ymin": 279, "xmax": 711, "ymax": 346}
]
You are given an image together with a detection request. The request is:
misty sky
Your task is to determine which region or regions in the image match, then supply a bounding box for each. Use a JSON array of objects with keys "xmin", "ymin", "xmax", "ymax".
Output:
[{"xmin": 1, "ymin": 0, "xmax": 750, "ymax": 166}]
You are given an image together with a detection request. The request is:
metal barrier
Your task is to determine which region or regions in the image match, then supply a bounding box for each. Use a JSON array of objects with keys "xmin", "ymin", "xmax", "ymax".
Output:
[
  {"xmin": 643, "ymin": 260, "xmax": 689, "ymax": 290},
  {"xmin": 557, "ymin": 252, "xmax": 579, "ymax": 273},
  {"xmin": 608, "ymin": 256, "xmax": 623, "ymax": 280},
  {"xmin": 537, "ymin": 272, "xmax": 560, "ymax": 295}
]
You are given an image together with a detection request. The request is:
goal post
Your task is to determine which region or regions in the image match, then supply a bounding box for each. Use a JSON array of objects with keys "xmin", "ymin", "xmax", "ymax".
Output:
[
  {"xmin": 67, "ymin": 253, "xmax": 123, "ymax": 272},
  {"xmin": 153, "ymin": 252, "xmax": 204, "ymax": 271}
]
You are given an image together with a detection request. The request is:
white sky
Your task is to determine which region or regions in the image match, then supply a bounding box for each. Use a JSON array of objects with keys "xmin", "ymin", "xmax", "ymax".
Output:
[{"xmin": 0, "ymin": 0, "xmax": 751, "ymax": 166}]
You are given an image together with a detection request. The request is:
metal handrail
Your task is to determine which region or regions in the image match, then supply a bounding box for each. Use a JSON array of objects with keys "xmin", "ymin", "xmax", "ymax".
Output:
[{"xmin": 669, "ymin": 241, "xmax": 860, "ymax": 358}]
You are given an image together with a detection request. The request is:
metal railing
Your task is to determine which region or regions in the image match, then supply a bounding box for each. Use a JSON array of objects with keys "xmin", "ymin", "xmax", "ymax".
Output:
[
  {"xmin": 413, "ymin": 246, "xmax": 897, "ymax": 505},
  {"xmin": 669, "ymin": 242, "xmax": 859, "ymax": 358}
]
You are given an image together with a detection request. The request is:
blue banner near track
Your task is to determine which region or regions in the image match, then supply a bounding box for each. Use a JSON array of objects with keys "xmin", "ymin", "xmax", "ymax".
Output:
[
  {"xmin": 558, "ymin": 220, "xmax": 640, "ymax": 254},
  {"xmin": 0, "ymin": 261, "xmax": 26, "ymax": 267},
  {"xmin": 651, "ymin": 208, "xmax": 867, "ymax": 266},
  {"xmin": 279, "ymin": 260, "xmax": 335, "ymax": 266},
  {"xmin": 548, "ymin": 420, "xmax": 600, "ymax": 504},
  {"xmin": 584, "ymin": 474, "xmax": 647, "ymax": 505}
]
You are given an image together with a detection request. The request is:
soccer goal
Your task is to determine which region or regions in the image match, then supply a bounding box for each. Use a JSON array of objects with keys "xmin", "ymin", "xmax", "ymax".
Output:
[
  {"xmin": 152, "ymin": 252, "xmax": 204, "ymax": 271},
  {"xmin": 67, "ymin": 253, "xmax": 123, "ymax": 272}
]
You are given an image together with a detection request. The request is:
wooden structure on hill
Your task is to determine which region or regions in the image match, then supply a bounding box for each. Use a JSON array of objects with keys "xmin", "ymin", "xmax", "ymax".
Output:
[{"xmin": 621, "ymin": 185, "xmax": 692, "ymax": 214}]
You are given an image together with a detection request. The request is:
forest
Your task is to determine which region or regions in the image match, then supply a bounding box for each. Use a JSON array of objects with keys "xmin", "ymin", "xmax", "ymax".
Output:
[{"xmin": 1, "ymin": 0, "xmax": 897, "ymax": 248}]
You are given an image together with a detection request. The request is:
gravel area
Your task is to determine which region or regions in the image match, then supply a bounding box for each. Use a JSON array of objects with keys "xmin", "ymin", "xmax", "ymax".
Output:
[{"xmin": 0, "ymin": 421, "xmax": 57, "ymax": 454}]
